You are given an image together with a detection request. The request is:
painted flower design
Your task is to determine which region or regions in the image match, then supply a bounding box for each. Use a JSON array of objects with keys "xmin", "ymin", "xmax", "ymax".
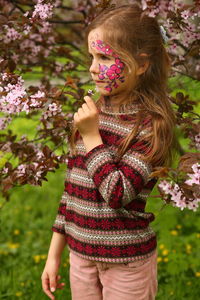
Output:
[
  {"xmin": 95, "ymin": 40, "xmax": 114, "ymax": 56},
  {"xmin": 105, "ymin": 86, "xmax": 112, "ymax": 92},
  {"xmin": 98, "ymin": 64, "xmax": 108, "ymax": 80},
  {"xmin": 106, "ymin": 66, "xmax": 120, "ymax": 80},
  {"xmin": 115, "ymin": 58, "xmax": 125, "ymax": 69}
]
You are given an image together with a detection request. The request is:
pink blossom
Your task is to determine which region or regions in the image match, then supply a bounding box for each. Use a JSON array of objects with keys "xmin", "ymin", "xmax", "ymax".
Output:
[
  {"xmin": 32, "ymin": 0, "xmax": 54, "ymax": 20},
  {"xmin": 23, "ymin": 24, "xmax": 31, "ymax": 35},
  {"xmin": 0, "ymin": 116, "xmax": 12, "ymax": 130},
  {"xmin": 185, "ymin": 163, "xmax": 200, "ymax": 186},
  {"xmin": 36, "ymin": 151, "xmax": 45, "ymax": 159},
  {"xmin": 30, "ymin": 91, "xmax": 45, "ymax": 99},
  {"xmin": 2, "ymin": 167, "xmax": 9, "ymax": 174},
  {"xmin": 16, "ymin": 164, "xmax": 26, "ymax": 176},
  {"xmin": 194, "ymin": 134, "xmax": 200, "ymax": 150},
  {"xmin": 3, "ymin": 25, "xmax": 21, "ymax": 43},
  {"xmin": 40, "ymin": 21, "xmax": 52, "ymax": 34},
  {"xmin": 48, "ymin": 103, "xmax": 60, "ymax": 112},
  {"xmin": 181, "ymin": 10, "xmax": 190, "ymax": 20},
  {"xmin": 42, "ymin": 103, "xmax": 62, "ymax": 119},
  {"xmin": 158, "ymin": 180, "xmax": 200, "ymax": 212}
]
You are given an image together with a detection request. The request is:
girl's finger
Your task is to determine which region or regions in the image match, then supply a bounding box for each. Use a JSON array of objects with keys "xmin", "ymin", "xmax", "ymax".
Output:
[
  {"xmin": 42, "ymin": 277, "xmax": 55, "ymax": 300},
  {"xmin": 81, "ymin": 103, "xmax": 90, "ymax": 113},
  {"xmin": 57, "ymin": 282, "xmax": 65, "ymax": 289},
  {"xmin": 84, "ymin": 96, "xmax": 97, "ymax": 112}
]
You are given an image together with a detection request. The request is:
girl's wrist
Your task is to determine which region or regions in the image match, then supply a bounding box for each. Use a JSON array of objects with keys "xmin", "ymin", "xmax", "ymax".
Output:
[{"xmin": 82, "ymin": 133, "xmax": 103, "ymax": 153}]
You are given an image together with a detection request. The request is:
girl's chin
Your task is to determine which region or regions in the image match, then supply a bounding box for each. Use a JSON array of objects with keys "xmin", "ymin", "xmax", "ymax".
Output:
[{"xmin": 96, "ymin": 86, "xmax": 114, "ymax": 95}]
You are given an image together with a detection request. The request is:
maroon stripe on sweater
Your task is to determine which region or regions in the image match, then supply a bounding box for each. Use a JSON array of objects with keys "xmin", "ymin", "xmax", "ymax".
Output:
[
  {"xmin": 67, "ymin": 235, "xmax": 157, "ymax": 258},
  {"xmin": 65, "ymin": 210, "xmax": 153, "ymax": 230},
  {"xmin": 124, "ymin": 198, "xmax": 146, "ymax": 212},
  {"xmin": 100, "ymin": 129, "xmax": 123, "ymax": 145},
  {"xmin": 65, "ymin": 182, "xmax": 101, "ymax": 202},
  {"xmin": 58, "ymin": 203, "xmax": 66, "ymax": 215}
]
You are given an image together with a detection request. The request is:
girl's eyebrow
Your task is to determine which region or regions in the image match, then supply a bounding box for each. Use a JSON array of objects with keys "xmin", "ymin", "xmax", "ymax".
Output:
[{"xmin": 88, "ymin": 51, "xmax": 111, "ymax": 56}]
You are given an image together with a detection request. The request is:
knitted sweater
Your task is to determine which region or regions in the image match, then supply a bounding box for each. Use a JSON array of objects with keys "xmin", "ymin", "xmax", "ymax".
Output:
[{"xmin": 52, "ymin": 98, "xmax": 158, "ymax": 263}]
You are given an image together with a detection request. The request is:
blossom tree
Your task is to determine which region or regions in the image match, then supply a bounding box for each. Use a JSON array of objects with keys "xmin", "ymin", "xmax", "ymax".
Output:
[{"xmin": 0, "ymin": 0, "xmax": 199, "ymax": 212}]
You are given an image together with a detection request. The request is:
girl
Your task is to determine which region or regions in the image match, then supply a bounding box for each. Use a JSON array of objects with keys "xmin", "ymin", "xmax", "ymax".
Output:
[{"xmin": 41, "ymin": 4, "xmax": 176, "ymax": 300}]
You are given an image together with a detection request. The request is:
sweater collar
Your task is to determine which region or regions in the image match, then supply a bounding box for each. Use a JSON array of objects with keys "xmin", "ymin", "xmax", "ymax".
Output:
[{"xmin": 99, "ymin": 96, "xmax": 142, "ymax": 115}]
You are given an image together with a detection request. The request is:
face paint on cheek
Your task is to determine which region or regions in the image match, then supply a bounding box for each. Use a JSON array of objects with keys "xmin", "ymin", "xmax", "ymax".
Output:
[
  {"xmin": 91, "ymin": 40, "xmax": 126, "ymax": 92},
  {"xmin": 98, "ymin": 60, "xmax": 125, "ymax": 92}
]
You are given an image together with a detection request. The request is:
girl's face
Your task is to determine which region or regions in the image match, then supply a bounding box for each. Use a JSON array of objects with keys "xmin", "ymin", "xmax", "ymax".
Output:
[{"xmin": 88, "ymin": 28, "xmax": 136, "ymax": 96}]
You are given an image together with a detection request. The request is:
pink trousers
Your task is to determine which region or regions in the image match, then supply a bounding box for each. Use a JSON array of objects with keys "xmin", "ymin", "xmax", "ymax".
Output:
[{"xmin": 69, "ymin": 250, "xmax": 158, "ymax": 300}]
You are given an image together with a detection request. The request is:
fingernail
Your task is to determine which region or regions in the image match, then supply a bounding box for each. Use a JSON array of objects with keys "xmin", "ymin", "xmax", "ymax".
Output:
[{"xmin": 51, "ymin": 287, "xmax": 55, "ymax": 292}]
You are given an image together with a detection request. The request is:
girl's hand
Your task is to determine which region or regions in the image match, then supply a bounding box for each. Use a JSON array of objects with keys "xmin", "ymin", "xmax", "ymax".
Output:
[
  {"xmin": 73, "ymin": 96, "xmax": 100, "ymax": 137},
  {"xmin": 41, "ymin": 258, "xmax": 65, "ymax": 300}
]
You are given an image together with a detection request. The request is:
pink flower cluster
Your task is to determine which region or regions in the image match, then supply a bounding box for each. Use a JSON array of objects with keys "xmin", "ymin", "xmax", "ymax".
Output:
[
  {"xmin": 0, "ymin": 73, "xmax": 46, "ymax": 117},
  {"xmin": 0, "ymin": 73, "xmax": 27, "ymax": 114},
  {"xmin": 185, "ymin": 163, "xmax": 200, "ymax": 186},
  {"xmin": 3, "ymin": 25, "xmax": 22, "ymax": 44},
  {"xmin": 194, "ymin": 134, "xmax": 200, "ymax": 150},
  {"xmin": 0, "ymin": 116, "xmax": 12, "ymax": 130},
  {"xmin": 42, "ymin": 102, "xmax": 62, "ymax": 119},
  {"xmin": 32, "ymin": 0, "xmax": 54, "ymax": 20},
  {"xmin": 158, "ymin": 163, "xmax": 200, "ymax": 212}
]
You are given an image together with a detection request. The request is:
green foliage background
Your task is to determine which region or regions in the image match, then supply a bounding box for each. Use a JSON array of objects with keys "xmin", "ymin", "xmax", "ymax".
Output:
[{"xmin": 0, "ymin": 75, "xmax": 200, "ymax": 299}]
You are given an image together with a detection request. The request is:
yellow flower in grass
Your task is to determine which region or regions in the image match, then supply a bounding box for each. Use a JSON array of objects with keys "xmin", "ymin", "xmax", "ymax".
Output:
[
  {"xmin": 195, "ymin": 272, "xmax": 200, "ymax": 277},
  {"xmin": 170, "ymin": 230, "xmax": 178, "ymax": 236},
  {"xmin": 187, "ymin": 281, "xmax": 192, "ymax": 286},
  {"xmin": 170, "ymin": 291, "xmax": 174, "ymax": 295},
  {"xmin": 7, "ymin": 242, "xmax": 20, "ymax": 249},
  {"xmin": 15, "ymin": 292, "xmax": 23, "ymax": 297},
  {"xmin": 20, "ymin": 282, "xmax": 25, "ymax": 287},
  {"xmin": 33, "ymin": 255, "xmax": 41, "ymax": 263},
  {"xmin": 163, "ymin": 257, "xmax": 169, "ymax": 263},
  {"xmin": 41, "ymin": 254, "xmax": 47, "ymax": 260},
  {"xmin": 162, "ymin": 249, "xmax": 169, "ymax": 256},
  {"xmin": 159, "ymin": 244, "xmax": 165, "ymax": 250},
  {"xmin": 176, "ymin": 225, "xmax": 182, "ymax": 229},
  {"xmin": 196, "ymin": 233, "xmax": 200, "ymax": 238},
  {"xmin": 157, "ymin": 257, "xmax": 162, "ymax": 263},
  {"xmin": 13, "ymin": 229, "xmax": 20, "ymax": 235},
  {"xmin": 186, "ymin": 244, "xmax": 192, "ymax": 254}
]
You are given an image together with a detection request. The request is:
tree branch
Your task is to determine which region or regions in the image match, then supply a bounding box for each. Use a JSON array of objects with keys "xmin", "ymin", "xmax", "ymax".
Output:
[{"xmin": 49, "ymin": 20, "xmax": 85, "ymax": 25}]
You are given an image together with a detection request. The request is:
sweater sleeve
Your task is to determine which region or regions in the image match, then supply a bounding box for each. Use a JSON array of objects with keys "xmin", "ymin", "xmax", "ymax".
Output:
[
  {"xmin": 84, "ymin": 142, "xmax": 152, "ymax": 209},
  {"xmin": 51, "ymin": 191, "xmax": 67, "ymax": 234},
  {"xmin": 51, "ymin": 157, "xmax": 73, "ymax": 234}
]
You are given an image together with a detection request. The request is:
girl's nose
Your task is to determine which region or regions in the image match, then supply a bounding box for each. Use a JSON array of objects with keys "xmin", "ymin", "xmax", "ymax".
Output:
[{"xmin": 89, "ymin": 59, "xmax": 99, "ymax": 74}]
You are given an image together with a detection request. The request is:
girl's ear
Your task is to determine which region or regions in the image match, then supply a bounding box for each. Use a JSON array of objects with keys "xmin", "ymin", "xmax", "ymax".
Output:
[{"xmin": 136, "ymin": 53, "xmax": 150, "ymax": 76}]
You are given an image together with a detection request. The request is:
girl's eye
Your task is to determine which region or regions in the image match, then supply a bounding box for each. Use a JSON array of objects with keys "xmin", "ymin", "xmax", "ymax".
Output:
[
  {"xmin": 88, "ymin": 54, "xmax": 110, "ymax": 61},
  {"xmin": 100, "ymin": 55, "xmax": 110, "ymax": 60}
]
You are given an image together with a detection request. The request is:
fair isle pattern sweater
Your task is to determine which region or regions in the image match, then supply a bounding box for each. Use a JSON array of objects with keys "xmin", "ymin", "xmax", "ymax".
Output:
[{"xmin": 52, "ymin": 99, "xmax": 158, "ymax": 263}]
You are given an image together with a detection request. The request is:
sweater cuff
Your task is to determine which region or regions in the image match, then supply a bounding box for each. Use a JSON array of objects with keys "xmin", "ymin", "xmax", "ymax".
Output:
[
  {"xmin": 85, "ymin": 143, "xmax": 105, "ymax": 157},
  {"xmin": 52, "ymin": 226, "xmax": 65, "ymax": 235}
]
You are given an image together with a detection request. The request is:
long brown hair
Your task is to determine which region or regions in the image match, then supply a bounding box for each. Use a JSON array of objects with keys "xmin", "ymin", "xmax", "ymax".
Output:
[{"xmin": 70, "ymin": 4, "xmax": 178, "ymax": 168}]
